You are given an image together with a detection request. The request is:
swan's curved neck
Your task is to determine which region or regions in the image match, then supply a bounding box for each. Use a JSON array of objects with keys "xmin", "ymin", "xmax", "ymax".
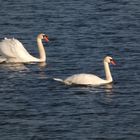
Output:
[
  {"xmin": 104, "ymin": 61, "xmax": 113, "ymax": 82},
  {"xmin": 37, "ymin": 38, "xmax": 46, "ymax": 62}
]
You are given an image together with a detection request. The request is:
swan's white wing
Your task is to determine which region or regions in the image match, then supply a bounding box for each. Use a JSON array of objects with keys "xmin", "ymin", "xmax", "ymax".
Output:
[
  {"xmin": 64, "ymin": 73, "xmax": 107, "ymax": 85},
  {"xmin": 0, "ymin": 38, "xmax": 29, "ymax": 57},
  {"xmin": 0, "ymin": 38, "xmax": 39, "ymax": 62},
  {"xmin": 0, "ymin": 38, "xmax": 17, "ymax": 58}
]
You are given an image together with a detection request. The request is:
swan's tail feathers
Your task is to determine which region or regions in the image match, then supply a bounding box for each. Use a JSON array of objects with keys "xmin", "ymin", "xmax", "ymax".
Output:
[
  {"xmin": 0, "ymin": 56, "xmax": 6, "ymax": 63},
  {"xmin": 53, "ymin": 78, "xmax": 64, "ymax": 83}
]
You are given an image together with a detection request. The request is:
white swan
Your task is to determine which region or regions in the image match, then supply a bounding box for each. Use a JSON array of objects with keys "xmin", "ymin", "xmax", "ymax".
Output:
[
  {"xmin": 54, "ymin": 56, "xmax": 116, "ymax": 86},
  {"xmin": 0, "ymin": 33, "xmax": 49, "ymax": 63}
]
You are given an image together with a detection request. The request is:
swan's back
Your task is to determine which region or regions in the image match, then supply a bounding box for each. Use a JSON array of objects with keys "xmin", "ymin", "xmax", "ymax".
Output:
[
  {"xmin": 0, "ymin": 38, "xmax": 28, "ymax": 57},
  {"xmin": 64, "ymin": 73, "xmax": 107, "ymax": 85},
  {"xmin": 0, "ymin": 38, "xmax": 39, "ymax": 63}
]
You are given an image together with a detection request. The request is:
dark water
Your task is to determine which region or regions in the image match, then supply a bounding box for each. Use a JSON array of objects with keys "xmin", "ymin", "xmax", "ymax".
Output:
[{"xmin": 0, "ymin": 0, "xmax": 140, "ymax": 139}]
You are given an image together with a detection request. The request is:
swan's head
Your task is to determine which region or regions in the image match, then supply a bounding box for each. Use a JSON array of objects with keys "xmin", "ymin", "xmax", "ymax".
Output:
[
  {"xmin": 104, "ymin": 56, "xmax": 116, "ymax": 65},
  {"xmin": 37, "ymin": 33, "xmax": 49, "ymax": 42}
]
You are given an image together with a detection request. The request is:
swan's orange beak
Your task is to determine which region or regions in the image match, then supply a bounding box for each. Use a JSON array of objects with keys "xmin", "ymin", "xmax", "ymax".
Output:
[
  {"xmin": 44, "ymin": 35, "xmax": 49, "ymax": 42},
  {"xmin": 110, "ymin": 59, "xmax": 116, "ymax": 65}
]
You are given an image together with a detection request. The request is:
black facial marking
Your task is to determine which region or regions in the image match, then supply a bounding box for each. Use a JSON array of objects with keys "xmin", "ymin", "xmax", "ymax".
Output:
[{"xmin": 43, "ymin": 35, "xmax": 48, "ymax": 38}]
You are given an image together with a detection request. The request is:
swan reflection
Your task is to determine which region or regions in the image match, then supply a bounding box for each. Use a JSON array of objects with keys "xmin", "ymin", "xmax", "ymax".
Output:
[
  {"xmin": 0, "ymin": 63, "xmax": 29, "ymax": 71},
  {"xmin": 104, "ymin": 83, "xmax": 113, "ymax": 93},
  {"xmin": 38, "ymin": 62, "xmax": 47, "ymax": 69}
]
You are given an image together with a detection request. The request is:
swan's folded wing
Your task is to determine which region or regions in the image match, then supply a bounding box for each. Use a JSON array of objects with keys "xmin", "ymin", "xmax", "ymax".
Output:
[
  {"xmin": 0, "ymin": 38, "xmax": 40, "ymax": 62},
  {"xmin": 11, "ymin": 39, "xmax": 40, "ymax": 62},
  {"xmin": 64, "ymin": 73, "xmax": 107, "ymax": 85},
  {"xmin": 0, "ymin": 39, "xmax": 16, "ymax": 58}
]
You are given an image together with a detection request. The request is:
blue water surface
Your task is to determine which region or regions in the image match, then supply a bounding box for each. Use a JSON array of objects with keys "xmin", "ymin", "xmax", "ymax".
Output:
[{"xmin": 0, "ymin": 0, "xmax": 140, "ymax": 140}]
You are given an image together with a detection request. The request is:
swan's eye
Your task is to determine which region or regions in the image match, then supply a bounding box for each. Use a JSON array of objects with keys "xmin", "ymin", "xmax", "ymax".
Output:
[
  {"xmin": 43, "ymin": 35, "xmax": 48, "ymax": 38},
  {"xmin": 43, "ymin": 35, "xmax": 49, "ymax": 42},
  {"xmin": 110, "ymin": 59, "xmax": 114, "ymax": 63}
]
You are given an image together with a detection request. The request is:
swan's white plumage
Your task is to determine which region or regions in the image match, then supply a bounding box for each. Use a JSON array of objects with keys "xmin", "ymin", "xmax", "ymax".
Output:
[
  {"xmin": 54, "ymin": 56, "xmax": 116, "ymax": 86},
  {"xmin": 0, "ymin": 38, "xmax": 39, "ymax": 62},
  {"xmin": 0, "ymin": 33, "xmax": 49, "ymax": 63},
  {"xmin": 64, "ymin": 73, "xmax": 108, "ymax": 85}
]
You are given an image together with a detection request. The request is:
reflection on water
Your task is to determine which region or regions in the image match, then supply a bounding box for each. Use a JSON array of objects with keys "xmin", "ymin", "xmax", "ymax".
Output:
[
  {"xmin": 37, "ymin": 62, "xmax": 48, "ymax": 79},
  {"xmin": 38, "ymin": 62, "xmax": 47, "ymax": 68},
  {"xmin": 104, "ymin": 83, "xmax": 113, "ymax": 93},
  {"xmin": 37, "ymin": 70, "xmax": 48, "ymax": 79},
  {"xmin": 101, "ymin": 83, "xmax": 114, "ymax": 103},
  {"xmin": 0, "ymin": 63, "xmax": 29, "ymax": 71},
  {"xmin": 0, "ymin": 62, "xmax": 47, "ymax": 72}
]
